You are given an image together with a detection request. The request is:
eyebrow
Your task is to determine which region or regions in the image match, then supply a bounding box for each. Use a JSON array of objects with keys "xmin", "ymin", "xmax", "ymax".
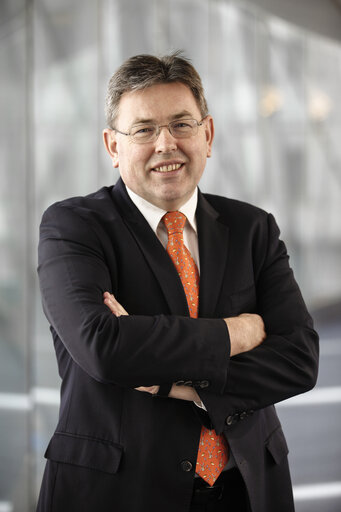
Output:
[
  {"xmin": 171, "ymin": 110, "xmax": 194, "ymax": 120},
  {"xmin": 131, "ymin": 110, "xmax": 195, "ymax": 125}
]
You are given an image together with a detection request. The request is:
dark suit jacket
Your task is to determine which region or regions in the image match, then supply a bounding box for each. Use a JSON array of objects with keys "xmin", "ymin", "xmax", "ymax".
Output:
[{"xmin": 36, "ymin": 178, "xmax": 319, "ymax": 512}]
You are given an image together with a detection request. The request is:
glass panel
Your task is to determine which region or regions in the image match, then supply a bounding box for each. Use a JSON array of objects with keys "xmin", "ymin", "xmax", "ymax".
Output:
[
  {"xmin": 0, "ymin": 2, "xmax": 31, "ymax": 510},
  {"xmin": 32, "ymin": 0, "xmax": 101, "ymax": 499}
]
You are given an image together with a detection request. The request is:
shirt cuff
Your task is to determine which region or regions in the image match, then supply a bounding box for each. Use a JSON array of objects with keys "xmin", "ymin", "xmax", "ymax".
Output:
[{"xmin": 194, "ymin": 400, "xmax": 207, "ymax": 411}]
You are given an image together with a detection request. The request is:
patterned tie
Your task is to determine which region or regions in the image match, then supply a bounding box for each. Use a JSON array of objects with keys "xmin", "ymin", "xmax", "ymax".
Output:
[{"xmin": 163, "ymin": 211, "xmax": 229, "ymax": 486}]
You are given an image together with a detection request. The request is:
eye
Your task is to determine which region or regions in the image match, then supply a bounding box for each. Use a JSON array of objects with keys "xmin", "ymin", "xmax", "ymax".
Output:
[
  {"xmin": 173, "ymin": 121, "xmax": 192, "ymax": 129},
  {"xmin": 131, "ymin": 125, "xmax": 155, "ymax": 136},
  {"xmin": 137, "ymin": 127, "xmax": 153, "ymax": 133}
]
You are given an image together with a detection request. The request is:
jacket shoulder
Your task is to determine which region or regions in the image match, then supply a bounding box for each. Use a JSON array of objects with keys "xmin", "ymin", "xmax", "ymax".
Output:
[
  {"xmin": 43, "ymin": 186, "xmax": 115, "ymax": 216},
  {"xmin": 39, "ymin": 186, "xmax": 121, "ymax": 252}
]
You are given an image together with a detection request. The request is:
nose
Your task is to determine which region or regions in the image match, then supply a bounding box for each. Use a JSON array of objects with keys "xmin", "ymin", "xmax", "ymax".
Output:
[{"xmin": 154, "ymin": 125, "xmax": 177, "ymax": 153}]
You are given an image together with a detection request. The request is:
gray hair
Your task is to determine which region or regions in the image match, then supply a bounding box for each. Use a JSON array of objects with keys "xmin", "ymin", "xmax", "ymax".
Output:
[{"xmin": 105, "ymin": 51, "xmax": 208, "ymax": 128}]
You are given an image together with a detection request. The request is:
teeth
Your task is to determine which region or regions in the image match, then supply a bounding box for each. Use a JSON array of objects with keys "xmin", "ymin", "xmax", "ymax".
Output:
[{"xmin": 154, "ymin": 163, "xmax": 182, "ymax": 172}]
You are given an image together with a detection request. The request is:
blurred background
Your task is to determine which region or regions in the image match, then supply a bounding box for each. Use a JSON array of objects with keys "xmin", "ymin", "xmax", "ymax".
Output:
[{"xmin": 0, "ymin": 0, "xmax": 340, "ymax": 511}]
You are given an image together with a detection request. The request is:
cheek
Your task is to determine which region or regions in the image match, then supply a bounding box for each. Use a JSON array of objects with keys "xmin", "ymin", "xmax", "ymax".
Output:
[
  {"xmin": 118, "ymin": 147, "xmax": 149, "ymax": 181},
  {"xmin": 117, "ymin": 143, "xmax": 135, "ymax": 168},
  {"xmin": 188, "ymin": 142, "xmax": 208, "ymax": 169}
]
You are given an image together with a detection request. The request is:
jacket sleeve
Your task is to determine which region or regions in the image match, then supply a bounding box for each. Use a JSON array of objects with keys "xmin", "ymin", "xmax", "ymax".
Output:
[
  {"xmin": 196, "ymin": 213, "xmax": 319, "ymax": 434},
  {"xmin": 38, "ymin": 203, "xmax": 229, "ymax": 392}
]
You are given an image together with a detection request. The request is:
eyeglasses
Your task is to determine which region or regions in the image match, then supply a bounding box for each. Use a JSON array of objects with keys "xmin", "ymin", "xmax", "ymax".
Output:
[{"xmin": 112, "ymin": 118, "xmax": 205, "ymax": 144}]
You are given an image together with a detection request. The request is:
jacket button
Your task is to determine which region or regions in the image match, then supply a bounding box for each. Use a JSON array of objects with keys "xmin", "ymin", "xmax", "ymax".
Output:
[
  {"xmin": 183, "ymin": 380, "xmax": 193, "ymax": 387},
  {"xmin": 200, "ymin": 380, "xmax": 210, "ymax": 388},
  {"xmin": 226, "ymin": 415, "xmax": 234, "ymax": 426},
  {"xmin": 181, "ymin": 460, "xmax": 193, "ymax": 472},
  {"xmin": 175, "ymin": 380, "xmax": 185, "ymax": 386}
]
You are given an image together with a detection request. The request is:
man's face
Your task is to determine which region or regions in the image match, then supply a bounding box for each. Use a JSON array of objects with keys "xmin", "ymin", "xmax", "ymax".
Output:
[{"xmin": 103, "ymin": 82, "xmax": 214, "ymax": 211}]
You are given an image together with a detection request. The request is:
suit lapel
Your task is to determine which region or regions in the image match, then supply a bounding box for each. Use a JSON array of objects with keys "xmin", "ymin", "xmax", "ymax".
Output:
[
  {"xmin": 196, "ymin": 191, "xmax": 230, "ymax": 318},
  {"xmin": 111, "ymin": 179, "xmax": 189, "ymax": 316}
]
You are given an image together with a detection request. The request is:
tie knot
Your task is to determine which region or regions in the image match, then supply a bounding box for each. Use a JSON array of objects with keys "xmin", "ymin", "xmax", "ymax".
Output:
[{"xmin": 163, "ymin": 211, "xmax": 187, "ymax": 235}]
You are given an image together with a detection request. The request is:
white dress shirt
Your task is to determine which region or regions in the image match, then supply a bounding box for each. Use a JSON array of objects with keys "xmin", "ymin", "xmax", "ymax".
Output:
[{"xmin": 126, "ymin": 186, "xmax": 200, "ymax": 272}]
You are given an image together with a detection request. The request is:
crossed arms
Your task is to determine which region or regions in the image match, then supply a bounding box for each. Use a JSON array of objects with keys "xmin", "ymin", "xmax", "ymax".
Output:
[
  {"xmin": 38, "ymin": 200, "xmax": 319, "ymax": 432},
  {"xmin": 103, "ymin": 291, "xmax": 266, "ymax": 403}
]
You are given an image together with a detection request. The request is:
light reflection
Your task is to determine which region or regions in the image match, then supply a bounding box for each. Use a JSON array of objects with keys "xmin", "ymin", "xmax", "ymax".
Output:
[
  {"xmin": 308, "ymin": 89, "xmax": 332, "ymax": 122},
  {"xmin": 259, "ymin": 85, "xmax": 284, "ymax": 117}
]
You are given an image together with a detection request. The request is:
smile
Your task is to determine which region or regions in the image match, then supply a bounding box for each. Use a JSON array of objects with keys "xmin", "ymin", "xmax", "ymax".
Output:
[{"xmin": 152, "ymin": 163, "xmax": 183, "ymax": 173}]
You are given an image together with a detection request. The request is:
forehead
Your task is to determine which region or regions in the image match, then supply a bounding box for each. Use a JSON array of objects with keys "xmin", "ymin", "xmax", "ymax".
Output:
[{"xmin": 116, "ymin": 82, "xmax": 201, "ymax": 125}]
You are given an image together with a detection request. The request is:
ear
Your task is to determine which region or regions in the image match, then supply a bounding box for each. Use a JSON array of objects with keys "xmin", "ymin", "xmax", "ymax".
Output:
[
  {"xmin": 204, "ymin": 116, "xmax": 214, "ymax": 158},
  {"xmin": 103, "ymin": 129, "xmax": 119, "ymax": 168}
]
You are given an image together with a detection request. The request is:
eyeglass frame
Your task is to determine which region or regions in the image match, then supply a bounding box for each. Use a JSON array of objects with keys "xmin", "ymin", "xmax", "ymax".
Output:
[{"xmin": 111, "ymin": 117, "xmax": 207, "ymax": 144}]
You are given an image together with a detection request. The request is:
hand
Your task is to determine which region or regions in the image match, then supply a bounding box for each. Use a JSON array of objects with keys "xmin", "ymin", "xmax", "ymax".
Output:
[
  {"xmin": 224, "ymin": 313, "xmax": 266, "ymax": 357},
  {"xmin": 135, "ymin": 385, "xmax": 160, "ymax": 394},
  {"xmin": 134, "ymin": 384, "xmax": 201, "ymax": 403},
  {"xmin": 103, "ymin": 291, "xmax": 129, "ymax": 316},
  {"xmin": 168, "ymin": 384, "xmax": 201, "ymax": 402}
]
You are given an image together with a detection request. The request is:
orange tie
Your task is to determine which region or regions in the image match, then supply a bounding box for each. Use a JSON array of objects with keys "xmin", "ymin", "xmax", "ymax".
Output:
[{"xmin": 163, "ymin": 211, "xmax": 229, "ymax": 486}]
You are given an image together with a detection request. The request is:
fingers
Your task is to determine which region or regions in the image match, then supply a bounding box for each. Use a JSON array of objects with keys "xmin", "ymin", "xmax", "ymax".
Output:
[
  {"xmin": 103, "ymin": 291, "xmax": 129, "ymax": 316},
  {"xmin": 135, "ymin": 384, "xmax": 202, "ymax": 402},
  {"xmin": 135, "ymin": 386, "xmax": 160, "ymax": 395},
  {"xmin": 168, "ymin": 384, "xmax": 201, "ymax": 402}
]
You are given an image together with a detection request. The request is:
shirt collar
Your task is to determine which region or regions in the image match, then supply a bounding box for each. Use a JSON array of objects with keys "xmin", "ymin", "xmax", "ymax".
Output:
[{"xmin": 125, "ymin": 186, "xmax": 198, "ymax": 234}]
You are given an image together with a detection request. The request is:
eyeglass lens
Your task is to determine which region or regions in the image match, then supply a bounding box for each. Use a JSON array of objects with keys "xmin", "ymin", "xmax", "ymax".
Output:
[{"xmin": 130, "ymin": 119, "xmax": 199, "ymax": 142}]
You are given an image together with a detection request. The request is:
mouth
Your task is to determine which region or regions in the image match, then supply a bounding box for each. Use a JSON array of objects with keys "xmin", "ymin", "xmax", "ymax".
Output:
[{"xmin": 151, "ymin": 163, "xmax": 184, "ymax": 173}]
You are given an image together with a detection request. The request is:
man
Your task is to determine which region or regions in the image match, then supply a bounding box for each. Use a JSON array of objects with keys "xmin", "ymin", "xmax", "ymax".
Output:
[{"xmin": 37, "ymin": 53, "xmax": 319, "ymax": 512}]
